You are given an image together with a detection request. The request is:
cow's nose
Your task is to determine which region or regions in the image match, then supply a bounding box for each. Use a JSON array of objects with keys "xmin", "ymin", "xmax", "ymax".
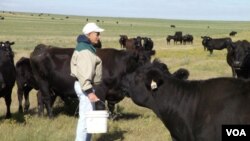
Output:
[{"xmin": 233, "ymin": 61, "xmax": 241, "ymax": 68}]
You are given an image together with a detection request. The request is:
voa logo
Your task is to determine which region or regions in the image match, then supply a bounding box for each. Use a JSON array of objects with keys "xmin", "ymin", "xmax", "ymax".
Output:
[{"xmin": 226, "ymin": 129, "xmax": 246, "ymax": 136}]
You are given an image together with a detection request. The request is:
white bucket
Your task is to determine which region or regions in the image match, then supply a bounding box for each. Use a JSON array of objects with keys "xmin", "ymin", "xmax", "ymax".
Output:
[{"xmin": 86, "ymin": 110, "xmax": 109, "ymax": 133}]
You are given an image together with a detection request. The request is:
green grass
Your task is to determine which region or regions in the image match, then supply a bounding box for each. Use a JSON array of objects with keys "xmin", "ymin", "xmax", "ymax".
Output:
[{"xmin": 0, "ymin": 11, "xmax": 250, "ymax": 141}]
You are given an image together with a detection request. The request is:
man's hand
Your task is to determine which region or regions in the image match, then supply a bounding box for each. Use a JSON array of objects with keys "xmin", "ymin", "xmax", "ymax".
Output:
[{"xmin": 87, "ymin": 92, "xmax": 100, "ymax": 102}]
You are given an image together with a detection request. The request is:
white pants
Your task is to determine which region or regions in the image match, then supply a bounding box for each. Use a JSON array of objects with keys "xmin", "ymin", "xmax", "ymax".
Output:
[{"xmin": 74, "ymin": 81, "xmax": 95, "ymax": 141}]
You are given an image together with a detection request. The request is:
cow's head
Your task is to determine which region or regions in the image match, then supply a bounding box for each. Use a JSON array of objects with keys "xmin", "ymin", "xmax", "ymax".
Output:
[
  {"xmin": 228, "ymin": 40, "xmax": 250, "ymax": 69},
  {"xmin": 0, "ymin": 41, "xmax": 15, "ymax": 61},
  {"xmin": 201, "ymin": 36, "xmax": 212, "ymax": 46},
  {"xmin": 121, "ymin": 59, "xmax": 189, "ymax": 111}
]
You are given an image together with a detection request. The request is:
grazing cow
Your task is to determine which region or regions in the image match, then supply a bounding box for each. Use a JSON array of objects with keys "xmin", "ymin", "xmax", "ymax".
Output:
[
  {"xmin": 182, "ymin": 34, "xmax": 193, "ymax": 45},
  {"xmin": 166, "ymin": 35, "xmax": 175, "ymax": 45},
  {"xmin": 227, "ymin": 40, "xmax": 250, "ymax": 78},
  {"xmin": 121, "ymin": 61, "xmax": 250, "ymax": 141},
  {"xmin": 30, "ymin": 44, "xmax": 155, "ymax": 118},
  {"xmin": 0, "ymin": 41, "xmax": 16, "ymax": 118},
  {"xmin": 119, "ymin": 35, "xmax": 128, "ymax": 48},
  {"xmin": 201, "ymin": 36, "xmax": 232, "ymax": 54},
  {"xmin": 16, "ymin": 57, "xmax": 39, "ymax": 113},
  {"xmin": 229, "ymin": 31, "xmax": 237, "ymax": 36},
  {"xmin": 170, "ymin": 25, "xmax": 176, "ymax": 28}
]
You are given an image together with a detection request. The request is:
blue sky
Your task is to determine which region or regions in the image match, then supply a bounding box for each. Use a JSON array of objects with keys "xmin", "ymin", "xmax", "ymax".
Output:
[{"xmin": 0, "ymin": 0, "xmax": 250, "ymax": 21}]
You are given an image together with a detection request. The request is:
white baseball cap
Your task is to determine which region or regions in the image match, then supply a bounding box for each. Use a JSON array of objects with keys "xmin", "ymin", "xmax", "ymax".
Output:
[{"xmin": 82, "ymin": 23, "xmax": 104, "ymax": 35}]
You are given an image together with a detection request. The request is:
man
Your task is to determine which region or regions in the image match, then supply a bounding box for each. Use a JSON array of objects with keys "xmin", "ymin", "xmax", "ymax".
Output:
[{"xmin": 70, "ymin": 22, "xmax": 104, "ymax": 141}]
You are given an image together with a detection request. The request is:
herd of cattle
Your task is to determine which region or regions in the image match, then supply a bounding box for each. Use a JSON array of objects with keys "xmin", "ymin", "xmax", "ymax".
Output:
[
  {"xmin": 1, "ymin": 34, "xmax": 250, "ymax": 140},
  {"xmin": 166, "ymin": 31, "xmax": 194, "ymax": 45}
]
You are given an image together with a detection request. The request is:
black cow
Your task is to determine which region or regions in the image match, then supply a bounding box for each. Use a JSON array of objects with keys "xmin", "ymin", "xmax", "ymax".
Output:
[
  {"xmin": 16, "ymin": 57, "xmax": 39, "ymax": 113},
  {"xmin": 0, "ymin": 41, "xmax": 14, "ymax": 64},
  {"xmin": 0, "ymin": 41, "xmax": 16, "ymax": 118},
  {"xmin": 227, "ymin": 40, "xmax": 250, "ymax": 78},
  {"xmin": 174, "ymin": 31, "xmax": 182, "ymax": 44},
  {"xmin": 170, "ymin": 25, "xmax": 176, "ymax": 28},
  {"xmin": 121, "ymin": 61, "xmax": 250, "ymax": 141},
  {"xmin": 124, "ymin": 36, "xmax": 143, "ymax": 51},
  {"xmin": 142, "ymin": 37, "xmax": 154, "ymax": 51},
  {"xmin": 119, "ymin": 35, "xmax": 128, "ymax": 48},
  {"xmin": 166, "ymin": 35, "xmax": 175, "ymax": 45},
  {"xmin": 182, "ymin": 34, "xmax": 193, "ymax": 45},
  {"xmin": 30, "ymin": 44, "xmax": 155, "ymax": 118},
  {"xmin": 229, "ymin": 31, "xmax": 237, "ymax": 36},
  {"xmin": 201, "ymin": 36, "xmax": 232, "ymax": 54}
]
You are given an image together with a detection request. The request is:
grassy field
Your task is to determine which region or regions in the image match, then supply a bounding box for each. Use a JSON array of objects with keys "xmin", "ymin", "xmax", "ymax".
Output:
[{"xmin": 0, "ymin": 11, "xmax": 250, "ymax": 141}]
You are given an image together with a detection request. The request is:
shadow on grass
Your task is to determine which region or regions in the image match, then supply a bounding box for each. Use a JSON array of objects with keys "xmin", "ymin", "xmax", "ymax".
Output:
[
  {"xmin": 0, "ymin": 108, "xmax": 38, "ymax": 123},
  {"xmin": 96, "ymin": 130, "xmax": 127, "ymax": 141},
  {"xmin": 112, "ymin": 112, "xmax": 141, "ymax": 121}
]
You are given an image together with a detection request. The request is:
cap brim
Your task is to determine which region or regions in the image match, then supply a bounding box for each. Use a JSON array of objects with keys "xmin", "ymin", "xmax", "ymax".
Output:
[{"xmin": 95, "ymin": 28, "xmax": 104, "ymax": 32}]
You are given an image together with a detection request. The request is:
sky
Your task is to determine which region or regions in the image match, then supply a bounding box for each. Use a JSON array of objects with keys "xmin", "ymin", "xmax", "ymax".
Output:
[{"xmin": 0, "ymin": 0, "xmax": 250, "ymax": 21}]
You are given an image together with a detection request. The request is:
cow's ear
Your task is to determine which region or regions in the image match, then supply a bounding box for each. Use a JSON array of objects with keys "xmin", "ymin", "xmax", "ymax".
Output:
[
  {"xmin": 172, "ymin": 68, "xmax": 189, "ymax": 80},
  {"xmin": 145, "ymin": 69, "xmax": 164, "ymax": 91}
]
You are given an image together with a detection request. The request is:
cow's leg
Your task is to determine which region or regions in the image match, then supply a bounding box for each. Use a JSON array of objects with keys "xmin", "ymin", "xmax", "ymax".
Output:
[
  {"xmin": 50, "ymin": 94, "xmax": 57, "ymax": 107},
  {"xmin": 23, "ymin": 87, "xmax": 32, "ymax": 113},
  {"xmin": 17, "ymin": 86, "xmax": 24, "ymax": 113},
  {"xmin": 107, "ymin": 101, "xmax": 119, "ymax": 120},
  {"xmin": 108, "ymin": 102, "xmax": 115, "ymax": 115},
  {"xmin": 37, "ymin": 81, "xmax": 53, "ymax": 118},
  {"xmin": 42, "ymin": 89, "xmax": 53, "ymax": 118},
  {"xmin": 209, "ymin": 49, "xmax": 213, "ymax": 55},
  {"xmin": 37, "ymin": 90, "xmax": 44, "ymax": 116},
  {"xmin": 4, "ymin": 90, "xmax": 12, "ymax": 118}
]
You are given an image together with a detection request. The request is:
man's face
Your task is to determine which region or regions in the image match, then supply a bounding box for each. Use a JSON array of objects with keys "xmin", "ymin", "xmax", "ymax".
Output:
[{"xmin": 88, "ymin": 32, "xmax": 100, "ymax": 44}]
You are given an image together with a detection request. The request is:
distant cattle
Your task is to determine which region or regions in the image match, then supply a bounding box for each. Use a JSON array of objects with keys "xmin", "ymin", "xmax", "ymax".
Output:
[
  {"xmin": 201, "ymin": 36, "xmax": 232, "ymax": 54},
  {"xmin": 170, "ymin": 25, "xmax": 175, "ymax": 28},
  {"xmin": 119, "ymin": 35, "xmax": 128, "ymax": 48},
  {"xmin": 182, "ymin": 34, "xmax": 193, "ymax": 45},
  {"xmin": 166, "ymin": 35, "xmax": 175, "ymax": 45},
  {"xmin": 30, "ymin": 44, "xmax": 155, "ymax": 118},
  {"xmin": 167, "ymin": 32, "xmax": 182, "ymax": 45},
  {"xmin": 124, "ymin": 36, "xmax": 143, "ymax": 51},
  {"xmin": 121, "ymin": 60, "xmax": 250, "ymax": 141},
  {"xmin": 174, "ymin": 31, "xmax": 182, "ymax": 44},
  {"xmin": 0, "ymin": 41, "xmax": 16, "ymax": 118},
  {"xmin": 229, "ymin": 31, "xmax": 237, "ymax": 36},
  {"xmin": 227, "ymin": 40, "xmax": 250, "ymax": 78},
  {"xmin": 142, "ymin": 37, "xmax": 154, "ymax": 51},
  {"xmin": 16, "ymin": 57, "xmax": 39, "ymax": 113}
]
